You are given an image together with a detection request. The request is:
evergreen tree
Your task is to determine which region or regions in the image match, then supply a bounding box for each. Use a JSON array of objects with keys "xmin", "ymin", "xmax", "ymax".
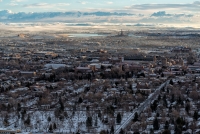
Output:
[
  {"xmin": 171, "ymin": 94, "xmax": 175, "ymax": 103},
  {"xmin": 98, "ymin": 110, "xmax": 102, "ymax": 118},
  {"xmin": 3, "ymin": 115, "xmax": 9, "ymax": 126},
  {"xmin": 76, "ymin": 131, "xmax": 80, "ymax": 134},
  {"xmin": 150, "ymin": 128, "xmax": 154, "ymax": 134},
  {"xmin": 86, "ymin": 117, "xmax": 92, "ymax": 128},
  {"xmin": 110, "ymin": 125, "xmax": 114, "ymax": 134},
  {"xmin": 133, "ymin": 112, "xmax": 138, "ymax": 122},
  {"xmin": 59, "ymin": 98, "xmax": 64, "ymax": 111},
  {"xmin": 119, "ymin": 128, "xmax": 124, "ymax": 134},
  {"xmin": 53, "ymin": 123, "xmax": 57, "ymax": 129},
  {"xmin": 24, "ymin": 115, "xmax": 30, "ymax": 125},
  {"xmin": 193, "ymin": 111, "xmax": 198, "ymax": 120},
  {"xmin": 49, "ymin": 124, "xmax": 53, "ymax": 132},
  {"xmin": 114, "ymin": 97, "xmax": 118, "ymax": 105},
  {"xmin": 48, "ymin": 116, "xmax": 51, "ymax": 122},
  {"xmin": 164, "ymin": 121, "xmax": 169, "ymax": 130},
  {"xmin": 116, "ymin": 113, "xmax": 122, "ymax": 124},
  {"xmin": 176, "ymin": 117, "xmax": 185, "ymax": 133},
  {"xmin": 153, "ymin": 118, "xmax": 159, "ymax": 130},
  {"xmin": 162, "ymin": 129, "xmax": 170, "ymax": 134},
  {"xmin": 100, "ymin": 130, "xmax": 107, "ymax": 134},
  {"xmin": 64, "ymin": 111, "xmax": 68, "ymax": 118},
  {"xmin": 17, "ymin": 103, "xmax": 21, "ymax": 112},
  {"xmin": 169, "ymin": 79, "xmax": 174, "ymax": 85},
  {"xmin": 177, "ymin": 96, "xmax": 182, "ymax": 104},
  {"xmin": 158, "ymin": 95, "xmax": 161, "ymax": 101},
  {"xmin": 175, "ymin": 125, "xmax": 182, "ymax": 134},
  {"xmin": 185, "ymin": 103, "xmax": 190, "ymax": 114},
  {"xmin": 78, "ymin": 97, "xmax": 83, "ymax": 103}
]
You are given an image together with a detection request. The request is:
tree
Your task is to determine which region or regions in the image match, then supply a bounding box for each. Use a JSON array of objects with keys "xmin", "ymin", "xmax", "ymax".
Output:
[
  {"xmin": 153, "ymin": 118, "xmax": 159, "ymax": 130},
  {"xmin": 3, "ymin": 115, "xmax": 9, "ymax": 126},
  {"xmin": 98, "ymin": 110, "xmax": 102, "ymax": 118},
  {"xmin": 86, "ymin": 117, "xmax": 92, "ymax": 128},
  {"xmin": 133, "ymin": 112, "xmax": 138, "ymax": 122},
  {"xmin": 78, "ymin": 97, "xmax": 83, "ymax": 103},
  {"xmin": 49, "ymin": 124, "xmax": 53, "ymax": 132},
  {"xmin": 150, "ymin": 128, "xmax": 154, "ymax": 134},
  {"xmin": 76, "ymin": 130, "xmax": 81, "ymax": 134},
  {"xmin": 185, "ymin": 103, "xmax": 190, "ymax": 114},
  {"xmin": 151, "ymin": 100, "xmax": 158, "ymax": 112},
  {"xmin": 175, "ymin": 117, "xmax": 185, "ymax": 133},
  {"xmin": 169, "ymin": 79, "xmax": 174, "ymax": 85},
  {"xmin": 100, "ymin": 130, "xmax": 107, "ymax": 134},
  {"xmin": 24, "ymin": 115, "xmax": 31, "ymax": 126},
  {"xmin": 64, "ymin": 111, "xmax": 68, "ymax": 118},
  {"xmin": 110, "ymin": 125, "xmax": 114, "ymax": 134},
  {"xmin": 193, "ymin": 111, "xmax": 198, "ymax": 120},
  {"xmin": 17, "ymin": 103, "xmax": 21, "ymax": 112},
  {"xmin": 164, "ymin": 121, "xmax": 169, "ymax": 130},
  {"xmin": 106, "ymin": 105, "xmax": 115, "ymax": 116},
  {"xmin": 162, "ymin": 129, "xmax": 170, "ymax": 134},
  {"xmin": 48, "ymin": 116, "xmax": 51, "ymax": 122},
  {"xmin": 177, "ymin": 96, "xmax": 182, "ymax": 105},
  {"xmin": 119, "ymin": 128, "xmax": 124, "ymax": 134},
  {"xmin": 116, "ymin": 113, "xmax": 122, "ymax": 124},
  {"xmin": 53, "ymin": 123, "xmax": 57, "ymax": 129},
  {"xmin": 158, "ymin": 95, "xmax": 161, "ymax": 101},
  {"xmin": 59, "ymin": 98, "xmax": 64, "ymax": 111},
  {"xmin": 54, "ymin": 108, "xmax": 60, "ymax": 120},
  {"xmin": 171, "ymin": 94, "xmax": 175, "ymax": 103}
]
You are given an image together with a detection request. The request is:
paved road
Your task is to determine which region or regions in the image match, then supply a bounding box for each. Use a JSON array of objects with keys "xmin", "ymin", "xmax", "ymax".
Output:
[{"xmin": 115, "ymin": 80, "xmax": 169, "ymax": 134}]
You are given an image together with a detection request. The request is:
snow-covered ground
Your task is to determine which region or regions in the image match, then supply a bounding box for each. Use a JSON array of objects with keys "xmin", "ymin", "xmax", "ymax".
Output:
[{"xmin": 0, "ymin": 110, "xmax": 132, "ymax": 133}]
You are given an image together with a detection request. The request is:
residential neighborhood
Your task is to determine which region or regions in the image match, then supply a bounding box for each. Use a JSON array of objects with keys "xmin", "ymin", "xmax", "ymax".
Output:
[{"xmin": 1, "ymin": 29, "xmax": 200, "ymax": 134}]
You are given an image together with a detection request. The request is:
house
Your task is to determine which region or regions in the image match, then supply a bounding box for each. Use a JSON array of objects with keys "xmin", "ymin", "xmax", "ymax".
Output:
[
  {"xmin": 0, "ymin": 129, "xmax": 21, "ymax": 134},
  {"xmin": 40, "ymin": 104, "xmax": 50, "ymax": 110}
]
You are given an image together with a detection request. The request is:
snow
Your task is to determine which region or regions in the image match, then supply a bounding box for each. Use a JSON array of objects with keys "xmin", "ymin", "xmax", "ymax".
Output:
[
  {"xmin": 44, "ymin": 64, "xmax": 67, "ymax": 69},
  {"xmin": 10, "ymin": 87, "xmax": 29, "ymax": 93}
]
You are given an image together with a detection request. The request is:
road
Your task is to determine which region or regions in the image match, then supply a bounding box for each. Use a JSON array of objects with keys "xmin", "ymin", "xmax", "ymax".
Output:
[{"xmin": 115, "ymin": 80, "xmax": 169, "ymax": 134}]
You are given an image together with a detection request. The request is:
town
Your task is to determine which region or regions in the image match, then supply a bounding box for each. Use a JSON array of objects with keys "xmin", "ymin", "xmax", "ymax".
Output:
[{"xmin": 0, "ymin": 29, "xmax": 200, "ymax": 134}]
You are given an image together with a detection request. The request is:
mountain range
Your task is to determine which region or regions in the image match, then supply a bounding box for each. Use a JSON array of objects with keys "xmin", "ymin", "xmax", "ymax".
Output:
[
  {"xmin": 0, "ymin": 10, "xmax": 198, "ymax": 28},
  {"xmin": 0, "ymin": 10, "xmax": 134, "ymax": 21}
]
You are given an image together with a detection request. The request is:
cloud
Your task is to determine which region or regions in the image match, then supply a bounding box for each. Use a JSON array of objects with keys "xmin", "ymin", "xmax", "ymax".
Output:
[
  {"xmin": 9, "ymin": 3, "xmax": 19, "ymax": 6},
  {"xmin": 11, "ymin": 0, "xmax": 26, "ymax": 2},
  {"xmin": 151, "ymin": 11, "xmax": 171, "ymax": 17},
  {"xmin": 151, "ymin": 11, "xmax": 193, "ymax": 18},
  {"xmin": 77, "ymin": 1, "xmax": 89, "ymax": 5},
  {"xmin": 23, "ymin": 3, "xmax": 70, "ymax": 8},
  {"xmin": 107, "ymin": 2, "xmax": 113, "ymax": 4},
  {"xmin": 125, "ymin": 1, "xmax": 200, "ymax": 13}
]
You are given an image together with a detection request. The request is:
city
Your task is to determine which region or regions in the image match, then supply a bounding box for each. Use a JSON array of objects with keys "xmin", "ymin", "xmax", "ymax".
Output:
[
  {"xmin": 1, "ymin": 0, "xmax": 200, "ymax": 134},
  {"xmin": 0, "ymin": 27, "xmax": 200, "ymax": 133}
]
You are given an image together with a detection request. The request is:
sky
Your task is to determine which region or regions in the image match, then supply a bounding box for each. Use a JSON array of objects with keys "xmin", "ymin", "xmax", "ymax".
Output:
[
  {"xmin": 0, "ymin": 0, "xmax": 199, "ymax": 13},
  {"xmin": 0, "ymin": 0, "xmax": 200, "ymax": 27}
]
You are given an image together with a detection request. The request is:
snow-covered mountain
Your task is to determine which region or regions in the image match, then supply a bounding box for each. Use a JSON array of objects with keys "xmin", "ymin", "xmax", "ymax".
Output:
[{"xmin": 0, "ymin": 10, "xmax": 134, "ymax": 22}]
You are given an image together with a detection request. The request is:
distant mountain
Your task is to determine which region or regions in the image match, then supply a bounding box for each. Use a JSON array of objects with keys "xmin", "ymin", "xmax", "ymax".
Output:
[
  {"xmin": 0, "ymin": 10, "xmax": 134, "ymax": 22},
  {"xmin": 151, "ymin": 11, "xmax": 193, "ymax": 18}
]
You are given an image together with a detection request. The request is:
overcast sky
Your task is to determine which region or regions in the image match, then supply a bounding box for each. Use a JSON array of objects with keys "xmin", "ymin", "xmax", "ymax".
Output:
[{"xmin": 0, "ymin": 0, "xmax": 199, "ymax": 14}]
